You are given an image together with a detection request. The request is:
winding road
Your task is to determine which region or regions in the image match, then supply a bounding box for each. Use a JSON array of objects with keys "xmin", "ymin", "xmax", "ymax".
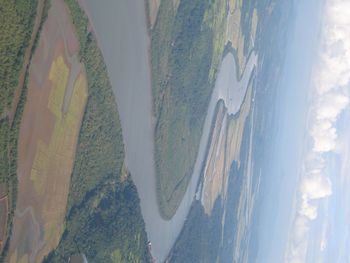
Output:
[{"xmin": 79, "ymin": 0, "xmax": 257, "ymax": 261}]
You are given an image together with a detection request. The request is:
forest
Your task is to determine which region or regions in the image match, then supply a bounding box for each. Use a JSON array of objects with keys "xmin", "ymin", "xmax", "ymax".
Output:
[
  {"xmin": 43, "ymin": 0, "xmax": 149, "ymax": 262},
  {"xmin": 0, "ymin": 0, "xmax": 37, "ymax": 114}
]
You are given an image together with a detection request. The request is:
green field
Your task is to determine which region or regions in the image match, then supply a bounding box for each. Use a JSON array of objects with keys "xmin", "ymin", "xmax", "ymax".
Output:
[
  {"xmin": 43, "ymin": 1, "xmax": 149, "ymax": 262},
  {"xmin": 151, "ymin": 0, "xmax": 227, "ymax": 219}
]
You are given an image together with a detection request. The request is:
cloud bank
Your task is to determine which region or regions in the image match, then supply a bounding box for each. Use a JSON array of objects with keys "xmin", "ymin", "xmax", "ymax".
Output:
[{"xmin": 286, "ymin": 0, "xmax": 350, "ymax": 262}]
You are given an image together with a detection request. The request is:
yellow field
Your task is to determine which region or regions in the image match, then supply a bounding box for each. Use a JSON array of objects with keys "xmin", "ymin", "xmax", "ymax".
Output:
[{"xmin": 26, "ymin": 55, "xmax": 87, "ymax": 262}]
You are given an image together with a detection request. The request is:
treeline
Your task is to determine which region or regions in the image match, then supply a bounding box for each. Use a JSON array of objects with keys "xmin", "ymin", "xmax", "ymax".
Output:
[
  {"xmin": 43, "ymin": 0, "xmax": 149, "ymax": 262},
  {"xmin": 0, "ymin": 0, "xmax": 37, "ymax": 114},
  {"xmin": 151, "ymin": 0, "xmax": 215, "ymax": 219}
]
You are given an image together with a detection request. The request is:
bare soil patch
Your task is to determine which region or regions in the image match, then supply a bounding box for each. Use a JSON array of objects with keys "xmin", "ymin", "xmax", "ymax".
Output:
[{"xmin": 0, "ymin": 183, "xmax": 7, "ymax": 199}]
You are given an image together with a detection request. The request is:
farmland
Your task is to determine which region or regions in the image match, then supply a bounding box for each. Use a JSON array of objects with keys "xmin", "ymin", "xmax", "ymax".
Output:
[{"xmin": 8, "ymin": 0, "xmax": 87, "ymax": 261}]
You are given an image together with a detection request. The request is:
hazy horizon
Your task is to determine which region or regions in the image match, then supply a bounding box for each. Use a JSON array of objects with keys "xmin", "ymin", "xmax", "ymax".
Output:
[{"xmin": 254, "ymin": 0, "xmax": 350, "ymax": 262}]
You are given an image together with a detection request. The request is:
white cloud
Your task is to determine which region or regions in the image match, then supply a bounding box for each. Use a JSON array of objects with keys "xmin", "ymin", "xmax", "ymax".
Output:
[
  {"xmin": 301, "ymin": 174, "xmax": 332, "ymax": 200},
  {"xmin": 286, "ymin": 0, "xmax": 350, "ymax": 261}
]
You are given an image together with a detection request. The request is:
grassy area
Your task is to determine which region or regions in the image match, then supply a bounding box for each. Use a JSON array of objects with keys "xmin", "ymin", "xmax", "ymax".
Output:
[
  {"xmin": 151, "ymin": 0, "xmax": 228, "ymax": 219},
  {"xmin": 43, "ymin": 1, "xmax": 149, "ymax": 262}
]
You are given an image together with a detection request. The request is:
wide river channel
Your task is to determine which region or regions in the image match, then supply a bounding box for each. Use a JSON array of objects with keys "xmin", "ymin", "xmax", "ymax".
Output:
[{"xmin": 79, "ymin": 0, "xmax": 257, "ymax": 261}]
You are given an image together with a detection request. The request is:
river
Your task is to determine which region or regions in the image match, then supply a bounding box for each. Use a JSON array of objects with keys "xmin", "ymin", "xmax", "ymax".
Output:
[{"xmin": 79, "ymin": 0, "xmax": 256, "ymax": 261}]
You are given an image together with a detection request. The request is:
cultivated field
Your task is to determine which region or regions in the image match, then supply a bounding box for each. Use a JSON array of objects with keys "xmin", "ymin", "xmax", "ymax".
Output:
[
  {"xmin": 8, "ymin": 0, "xmax": 87, "ymax": 262},
  {"xmin": 201, "ymin": 83, "xmax": 253, "ymax": 215}
]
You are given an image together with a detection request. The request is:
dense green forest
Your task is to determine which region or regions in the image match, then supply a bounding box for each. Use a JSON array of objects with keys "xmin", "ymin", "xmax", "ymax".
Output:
[
  {"xmin": 0, "ymin": 0, "xmax": 37, "ymax": 115},
  {"xmin": 151, "ymin": 0, "xmax": 227, "ymax": 219},
  {"xmin": 43, "ymin": 1, "xmax": 149, "ymax": 262}
]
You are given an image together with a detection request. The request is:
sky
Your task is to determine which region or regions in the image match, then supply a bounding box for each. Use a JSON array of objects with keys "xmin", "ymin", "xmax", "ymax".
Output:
[
  {"xmin": 285, "ymin": 0, "xmax": 350, "ymax": 262},
  {"xmin": 254, "ymin": 0, "xmax": 350, "ymax": 262}
]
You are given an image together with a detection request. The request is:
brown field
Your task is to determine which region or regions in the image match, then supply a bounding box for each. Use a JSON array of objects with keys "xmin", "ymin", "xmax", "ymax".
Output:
[
  {"xmin": 201, "ymin": 85, "xmax": 253, "ymax": 215},
  {"xmin": 0, "ymin": 196, "xmax": 8, "ymax": 251},
  {"xmin": 201, "ymin": 102, "xmax": 227, "ymax": 214},
  {"xmin": 8, "ymin": 0, "xmax": 87, "ymax": 262},
  {"xmin": 223, "ymin": 84, "xmax": 252, "ymax": 197},
  {"xmin": 0, "ymin": 184, "xmax": 8, "ymax": 253},
  {"xmin": 0, "ymin": 183, "xmax": 7, "ymax": 199}
]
